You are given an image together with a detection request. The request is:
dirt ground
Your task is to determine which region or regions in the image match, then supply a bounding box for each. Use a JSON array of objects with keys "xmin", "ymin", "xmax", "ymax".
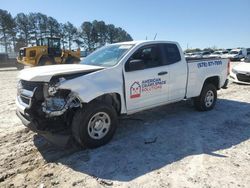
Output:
[{"xmin": 0, "ymin": 64, "xmax": 250, "ymax": 188}]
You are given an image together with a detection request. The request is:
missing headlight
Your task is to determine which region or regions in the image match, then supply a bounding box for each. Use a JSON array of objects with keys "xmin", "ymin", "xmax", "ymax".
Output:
[
  {"xmin": 47, "ymin": 77, "xmax": 66, "ymax": 96},
  {"xmin": 44, "ymin": 97, "xmax": 66, "ymax": 111},
  {"xmin": 42, "ymin": 91, "xmax": 81, "ymax": 118},
  {"xmin": 48, "ymin": 85, "xmax": 58, "ymax": 96}
]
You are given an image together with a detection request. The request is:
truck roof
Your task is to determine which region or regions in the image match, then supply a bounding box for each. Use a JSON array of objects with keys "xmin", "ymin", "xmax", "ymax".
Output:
[
  {"xmin": 231, "ymin": 49, "xmax": 242, "ymax": 52},
  {"xmin": 114, "ymin": 40, "xmax": 179, "ymax": 46}
]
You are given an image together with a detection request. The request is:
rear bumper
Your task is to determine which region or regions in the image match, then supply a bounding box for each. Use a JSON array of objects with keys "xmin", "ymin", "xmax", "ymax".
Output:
[{"xmin": 221, "ymin": 79, "xmax": 229, "ymax": 89}]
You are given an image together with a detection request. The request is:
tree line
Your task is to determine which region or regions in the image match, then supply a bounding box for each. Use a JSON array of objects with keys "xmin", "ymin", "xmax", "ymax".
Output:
[{"xmin": 0, "ymin": 9, "xmax": 133, "ymax": 53}]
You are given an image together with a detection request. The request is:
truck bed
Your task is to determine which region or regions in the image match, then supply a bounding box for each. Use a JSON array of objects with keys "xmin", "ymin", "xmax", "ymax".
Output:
[
  {"xmin": 186, "ymin": 57, "xmax": 225, "ymax": 63},
  {"xmin": 185, "ymin": 57, "xmax": 229, "ymax": 98}
]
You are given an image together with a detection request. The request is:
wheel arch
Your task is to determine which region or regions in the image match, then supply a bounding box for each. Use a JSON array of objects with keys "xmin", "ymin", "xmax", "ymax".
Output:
[
  {"xmin": 203, "ymin": 76, "xmax": 220, "ymax": 90},
  {"xmin": 36, "ymin": 54, "xmax": 44, "ymax": 65},
  {"xmin": 87, "ymin": 93, "xmax": 122, "ymax": 115},
  {"xmin": 38, "ymin": 55, "xmax": 55, "ymax": 65}
]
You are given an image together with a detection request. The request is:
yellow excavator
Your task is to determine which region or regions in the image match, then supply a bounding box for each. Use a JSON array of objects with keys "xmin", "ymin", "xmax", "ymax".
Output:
[{"xmin": 16, "ymin": 37, "xmax": 80, "ymax": 69}]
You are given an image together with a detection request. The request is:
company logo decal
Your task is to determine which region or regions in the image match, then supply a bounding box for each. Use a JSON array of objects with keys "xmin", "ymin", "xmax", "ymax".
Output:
[
  {"xmin": 130, "ymin": 82, "xmax": 141, "ymax": 98},
  {"xmin": 130, "ymin": 78, "xmax": 166, "ymax": 99}
]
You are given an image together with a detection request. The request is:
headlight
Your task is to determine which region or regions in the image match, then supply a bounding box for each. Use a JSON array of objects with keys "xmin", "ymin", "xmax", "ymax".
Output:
[
  {"xmin": 232, "ymin": 68, "xmax": 238, "ymax": 74},
  {"xmin": 17, "ymin": 80, "xmax": 22, "ymax": 96}
]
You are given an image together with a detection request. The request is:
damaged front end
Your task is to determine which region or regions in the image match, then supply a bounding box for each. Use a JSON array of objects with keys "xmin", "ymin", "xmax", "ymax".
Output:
[
  {"xmin": 42, "ymin": 78, "xmax": 81, "ymax": 118},
  {"xmin": 16, "ymin": 77, "xmax": 82, "ymax": 146}
]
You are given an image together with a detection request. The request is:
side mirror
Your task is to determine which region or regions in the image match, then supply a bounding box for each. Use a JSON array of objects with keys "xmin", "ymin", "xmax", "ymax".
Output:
[{"xmin": 126, "ymin": 59, "xmax": 145, "ymax": 71}]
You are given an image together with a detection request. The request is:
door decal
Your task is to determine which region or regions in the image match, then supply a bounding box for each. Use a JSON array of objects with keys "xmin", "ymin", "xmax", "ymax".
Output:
[
  {"xmin": 130, "ymin": 82, "xmax": 141, "ymax": 99},
  {"xmin": 130, "ymin": 78, "xmax": 167, "ymax": 99}
]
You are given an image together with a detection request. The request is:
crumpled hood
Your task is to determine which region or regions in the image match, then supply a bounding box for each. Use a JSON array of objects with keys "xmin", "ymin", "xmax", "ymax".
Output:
[
  {"xmin": 18, "ymin": 64, "xmax": 103, "ymax": 82},
  {"xmin": 234, "ymin": 62, "xmax": 250, "ymax": 73}
]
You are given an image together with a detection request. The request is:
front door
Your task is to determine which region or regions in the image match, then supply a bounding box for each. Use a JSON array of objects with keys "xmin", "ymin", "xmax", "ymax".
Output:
[{"xmin": 124, "ymin": 44, "xmax": 170, "ymax": 113}]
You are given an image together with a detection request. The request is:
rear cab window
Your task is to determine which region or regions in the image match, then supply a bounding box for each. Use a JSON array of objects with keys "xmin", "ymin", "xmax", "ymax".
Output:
[{"xmin": 161, "ymin": 43, "xmax": 181, "ymax": 65}]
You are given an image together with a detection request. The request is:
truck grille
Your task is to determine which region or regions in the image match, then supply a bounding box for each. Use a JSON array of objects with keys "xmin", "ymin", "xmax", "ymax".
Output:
[
  {"xmin": 236, "ymin": 73, "xmax": 250, "ymax": 83},
  {"xmin": 20, "ymin": 96, "xmax": 30, "ymax": 105},
  {"xmin": 21, "ymin": 80, "xmax": 43, "ymax": 91},
  {"xmin": 18, "ymin": 80, "xmax": 44, "ymax": 107}
]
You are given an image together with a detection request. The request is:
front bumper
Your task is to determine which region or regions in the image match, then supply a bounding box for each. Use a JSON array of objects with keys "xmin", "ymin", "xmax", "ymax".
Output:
[
  {"xmin": 17, "ymin": 57, "xmax": 35, "ymax": 66},
  {"xmin": 230, "ymin": 72, "xmax": 250, "ymax": 85},
  {"xmin": 16, "ymin": 108, "xmax": 72, "ymax": 147},
  {"xmin": 229, "ymin": 56, "xmax": 242, "ymax": 61},
  {"xmin": 16, "ymin": 109, "xmax": 44, "ymax": 133}
]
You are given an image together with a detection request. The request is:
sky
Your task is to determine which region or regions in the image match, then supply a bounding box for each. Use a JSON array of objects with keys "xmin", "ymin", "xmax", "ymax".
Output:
[{"xmin": 1, "ymin": 0, "xmax": 250, "ymax": 49}]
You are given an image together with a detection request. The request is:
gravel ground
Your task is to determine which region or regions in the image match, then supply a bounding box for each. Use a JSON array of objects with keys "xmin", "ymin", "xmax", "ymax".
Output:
[{"xmin": 0, "ymin": 63, "xmax": 250, "ymax": 188}]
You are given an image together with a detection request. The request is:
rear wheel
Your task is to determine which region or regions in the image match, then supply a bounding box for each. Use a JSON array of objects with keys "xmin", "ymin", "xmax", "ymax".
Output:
[
  {"xmin": 71, "ymin": 101, "xmax": 118, "ymax": 148},
  {"xmin": 194, "ymin": 84, "xmax": 217, "ymax": 111}
]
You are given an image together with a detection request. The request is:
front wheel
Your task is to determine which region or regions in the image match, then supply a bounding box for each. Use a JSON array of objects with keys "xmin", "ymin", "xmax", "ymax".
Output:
[
  {"xmin": 65, "ymin": 57, "xmax": 80, "ymax": 64},
  {"xmin": 194, "ymin": 84, "xmax": 217, "ymax": 111},
  {"xmin": 71, "ymin": 101, "xmax": 118, "ymax": 148},
  {"xmin": 16, "ymin": 62, "xmax": 24, "ymax": 70},
  {"xmin": 38, "ymin": 57, "xmax": 55, "ymax": 66}
]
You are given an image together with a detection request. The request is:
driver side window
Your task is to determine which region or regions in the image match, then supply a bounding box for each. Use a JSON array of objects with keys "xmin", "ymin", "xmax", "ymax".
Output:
[{"xmin": 125, "ymin": 45, "xmax": 162, "ymax": 71}]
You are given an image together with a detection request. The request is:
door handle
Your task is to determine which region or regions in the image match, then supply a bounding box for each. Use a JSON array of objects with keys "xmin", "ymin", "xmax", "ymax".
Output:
[{"xmin": 158, "ymin": 71, "xmax": 168, "ymax": 76}]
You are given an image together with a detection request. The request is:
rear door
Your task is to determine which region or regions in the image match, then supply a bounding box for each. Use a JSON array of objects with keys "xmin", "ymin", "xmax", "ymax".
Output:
[{"xmin": 124, "ymin": 44, "xmax": 169, "ymax": 113}]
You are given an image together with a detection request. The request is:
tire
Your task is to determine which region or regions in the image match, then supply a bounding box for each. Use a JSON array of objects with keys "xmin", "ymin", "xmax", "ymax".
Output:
[
  {"xmin": 16, "ymin": 62, "xmax": 24, "ymax": 70},
  {"xmin": 38, "ymin": 57, "xmax": 55, "ymax": 66},
  {"xmin": 65, "ymin": 57, "xmax": 80, "ymax": 64},
  {"xmin": 194, "ymin": 84, "xmax": 217, "ymax": 111},
  {"xmin": 71, "ymin": 101, "xmax": 118, "ymax": 148}
]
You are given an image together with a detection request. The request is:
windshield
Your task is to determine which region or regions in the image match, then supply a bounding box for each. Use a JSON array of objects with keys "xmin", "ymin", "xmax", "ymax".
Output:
[
  {"xmin": 39, "ymin": 38, "xmax": 48, "ymax": 46},
  {"xmin": 49, "ymin": 38, "xmax": 60, "ymax": 48},
  {"xmin": 81, "ymin": 44, "xmax": 133, "ymax": 67},
  {"xmin": 229, "ymin": 51, "xmax": 239, "ymax": 55}
]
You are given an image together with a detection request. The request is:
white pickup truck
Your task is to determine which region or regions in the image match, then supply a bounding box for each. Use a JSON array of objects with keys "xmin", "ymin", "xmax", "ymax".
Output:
[{"xmin": 16, "ymin": 40, "xmax": 229, "ymax": 148}]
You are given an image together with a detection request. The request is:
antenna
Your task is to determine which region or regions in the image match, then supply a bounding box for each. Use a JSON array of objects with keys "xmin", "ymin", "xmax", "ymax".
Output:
[{"xmin": 154, "ymin": 33, "xmax": 157, "ymax": 40}]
